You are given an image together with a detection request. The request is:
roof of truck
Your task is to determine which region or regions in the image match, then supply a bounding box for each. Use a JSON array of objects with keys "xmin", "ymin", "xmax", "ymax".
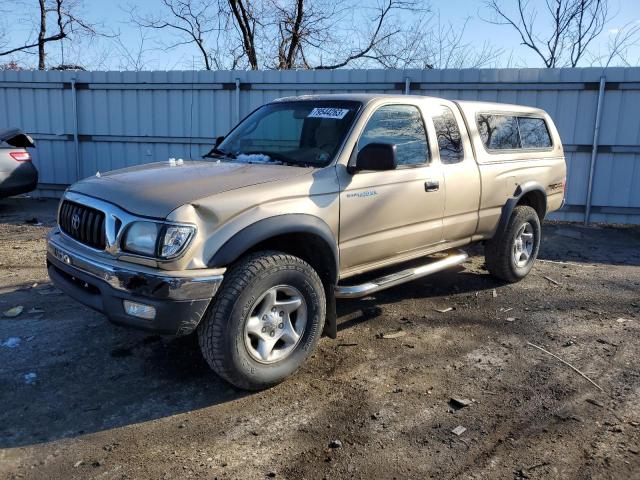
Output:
[
  {"xmin": 453, "ymin": 99, "xmax": 547, "ymax": 115},
  {"xmin": 273, "ymin": 93, "xmax": 547, "ymax": 116},
  {"xmin": 274, "ymin": 93, "xmax": 425, "ymax": 103}
]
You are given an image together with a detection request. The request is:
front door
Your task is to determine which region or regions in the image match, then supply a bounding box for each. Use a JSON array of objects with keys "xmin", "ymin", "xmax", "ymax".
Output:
[{"xmin": 338, "ymin": 103, "xmax": 445, "ymax": 273}]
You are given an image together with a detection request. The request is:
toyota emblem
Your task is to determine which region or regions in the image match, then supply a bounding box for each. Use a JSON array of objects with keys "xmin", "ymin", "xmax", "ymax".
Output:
[{"xmin": 71, "ymin": 213, "xmax": 81, "ymax": 230}]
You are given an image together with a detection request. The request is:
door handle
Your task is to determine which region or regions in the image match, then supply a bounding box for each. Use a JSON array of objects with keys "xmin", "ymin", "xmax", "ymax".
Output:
[{"xmin": 424, "ymin": 180, "xmax": 439, "ymax": 192}]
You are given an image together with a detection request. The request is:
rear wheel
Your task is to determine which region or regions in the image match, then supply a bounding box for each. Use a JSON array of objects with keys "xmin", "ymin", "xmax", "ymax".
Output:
[
  {"xmin": 198, "ymin": 251, "xmax": 326, "ymax": 390},
  {"xmin": 485, "ymin": 205, "xmax": 541, "ymax": 283}
]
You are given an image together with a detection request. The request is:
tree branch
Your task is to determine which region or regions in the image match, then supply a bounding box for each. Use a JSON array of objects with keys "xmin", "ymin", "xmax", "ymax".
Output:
[{"xmin": 483, "ymin": 0, "xmax": 610, "ymax": 68}]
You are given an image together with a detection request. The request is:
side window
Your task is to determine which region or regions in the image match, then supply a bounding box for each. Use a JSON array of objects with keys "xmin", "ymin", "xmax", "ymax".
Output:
[
  {"xmin": 432, "ymin": 105, "xmax": 464, "ymax": 164},
  {"xmin": 477, "ymin": 113, "xmax": 553, "ymax": 151},
  {"xmin": 477, "ymin": 114, "xmax": 520, "ymax": 150},
  {"xmin": 518, "ymin": 117, "xmax": 552, "ymax": 149},
  {"xmin": 358, "ymin": 105, "xmax": 428, "ymax": 166}
]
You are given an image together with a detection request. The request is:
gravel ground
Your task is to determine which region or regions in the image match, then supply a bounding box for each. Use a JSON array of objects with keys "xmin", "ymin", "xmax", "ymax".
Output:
[{"xmin": 0, "ymin": 197, "xmax": 639, "ymax": 480}]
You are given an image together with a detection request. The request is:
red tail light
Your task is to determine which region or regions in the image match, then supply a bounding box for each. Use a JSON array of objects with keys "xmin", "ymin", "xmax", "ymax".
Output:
[{"xmin": 9, "ymin": 151, "xmax": 31, "ymax": 162}]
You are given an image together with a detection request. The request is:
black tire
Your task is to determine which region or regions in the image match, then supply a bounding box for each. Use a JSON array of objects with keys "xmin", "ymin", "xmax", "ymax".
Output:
[
  {"xmin": 485, "ymin": 205, "xmax": 541, "ymax": 283},
  {"xmin": 198, "ymin": 251, "xmax": 326, "ymax": 390}
]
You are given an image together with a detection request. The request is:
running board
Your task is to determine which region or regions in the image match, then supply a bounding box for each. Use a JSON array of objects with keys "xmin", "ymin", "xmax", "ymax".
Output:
[{"xmin": 334, "ymin": 250, "xmax": 469, "ymax": 299}]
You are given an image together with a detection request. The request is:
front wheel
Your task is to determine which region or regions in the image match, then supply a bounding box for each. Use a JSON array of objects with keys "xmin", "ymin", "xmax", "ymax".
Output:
[
  {"xmin": 198, "ymin": 251, "xmax": 326, "ymax": 390},
  {"xmin": 485, "ymin": 205, "xmax": 541, "ymax": 283}
]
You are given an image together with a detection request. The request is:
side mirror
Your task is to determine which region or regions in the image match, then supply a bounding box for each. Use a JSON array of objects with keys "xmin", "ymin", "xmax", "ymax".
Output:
[
  {"xmin": 351, "ymin": 143, "xmax": 397, "ymax": 173},
  {"xmin": 215, "ymin": 136, "xmax": 225, "ymax": 147}
]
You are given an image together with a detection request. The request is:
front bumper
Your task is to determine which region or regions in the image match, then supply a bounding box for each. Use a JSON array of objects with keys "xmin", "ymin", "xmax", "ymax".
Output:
[{"xmin": 46, "ymin": 229, "xmax": 224, "ymax": 335}]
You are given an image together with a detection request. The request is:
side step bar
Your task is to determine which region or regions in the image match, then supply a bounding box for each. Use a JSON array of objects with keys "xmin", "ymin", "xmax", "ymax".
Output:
[{"xmin": 334, "ymin": 250, "xmax": 469, "ymax": 299}]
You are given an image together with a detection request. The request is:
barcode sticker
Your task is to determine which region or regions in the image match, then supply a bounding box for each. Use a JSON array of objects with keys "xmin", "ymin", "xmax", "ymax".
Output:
[{"xmin": 307, "ymin": 108, "xmax": 350, "ymax": 119}]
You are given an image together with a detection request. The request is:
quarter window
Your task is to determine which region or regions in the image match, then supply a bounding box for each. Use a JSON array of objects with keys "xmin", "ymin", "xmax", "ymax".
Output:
[
  {"xmin": 432, "ymin": 106, "xmax": 464, "ymax": 164},
  {"xmin": 477, "ymin": 114, "xmax": 552, "ymax": 151},
  {"xmin": 518, "ymin": 117, "xmax": 552, "ymax": 149},
  {"xmin": 477, "ymin": 114, "xmax": 520, "ymax": 150},
  {"xmin": 358, "ymin": 105, "xmax": 429, "ymax": 166}
]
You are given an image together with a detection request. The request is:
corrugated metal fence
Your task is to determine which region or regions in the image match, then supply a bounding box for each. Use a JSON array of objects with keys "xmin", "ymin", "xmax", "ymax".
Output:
[{"xmin": 1, "ymin": 68, "xmax": 640, "ymax": 224}]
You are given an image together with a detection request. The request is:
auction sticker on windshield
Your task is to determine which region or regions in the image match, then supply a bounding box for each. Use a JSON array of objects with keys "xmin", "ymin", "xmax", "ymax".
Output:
[{"xmin": 307, "ymin": 108, "xmax": 350, "ymax": 119}]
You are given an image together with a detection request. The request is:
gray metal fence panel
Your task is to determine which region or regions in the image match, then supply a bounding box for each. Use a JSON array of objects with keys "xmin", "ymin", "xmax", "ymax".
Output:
[{"xmin": 1, "ymin": 67, "xmax": 639, "ymax": 224}]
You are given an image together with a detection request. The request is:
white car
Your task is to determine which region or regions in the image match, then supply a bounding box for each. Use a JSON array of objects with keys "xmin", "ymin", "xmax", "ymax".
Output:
[{"xmin": 0, "ymin": 129, "xmax": 37, "ymax": 198}]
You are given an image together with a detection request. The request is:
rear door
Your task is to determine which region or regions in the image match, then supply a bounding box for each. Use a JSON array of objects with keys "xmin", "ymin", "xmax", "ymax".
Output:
[
  {"xmin": 338, "ymin": 102, "xmax": 445, "ymax": 272},
  {"xmin": 428, "ymin": 102, "xmax": 481, "ymax": 241},
  {"xmin": 0, "ymin": 129, "xmax": 35, "ymax": 148}
]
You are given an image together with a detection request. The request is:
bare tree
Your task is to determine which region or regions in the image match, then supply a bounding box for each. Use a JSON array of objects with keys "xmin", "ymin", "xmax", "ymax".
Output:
[
  {"xmin": 227, "ymin": 0, "xmax": 260, "ymax": 69},
  {"xmin": 427, "ymin": 17, "xmax": 503, "ymax": 69},
  {"xmin": 313, "ymin": 0, "xmax": 421, "ymax": 69},
  {"xmin": 484, "ymin": 0, "xmax": 609, "ymax": 67},
  {"xmin": 0, "ymin": 0, "xmax": 101, "ymax": 70},
  {"xmin": 263, "ymin": 0, "xmax": 397, "ymax": 70},
  {"xmin": 587, "ymin": 21, "xmax": 640, "ymax": 67},
  {"xmin": 265, "ymin": 0, "xmax": 501, "ymax": 69},
  {"xmin": 270, "ymin": 0, "xmax": 310, "ymax": 69},
  {"xmin": 0, "ymin": 60, "xmax": 23, "ymax": 71},
  {"xmin": 131, "ymin": 0, "xmax": 452, "ymax": 70},
  {"xmin": 0, "ymin": 14, "xmax": 8, "ymax": 53},
  {"xmin": 129, "ymin": 0, "xmax": 245, "ymax": 70},
  {"xmin": 109, "ymin": 27, "xmax": 156, "ymax": 71},
  {"xmin": 370, "ymin": 13, "xmax": 503, "ymax": 69}
]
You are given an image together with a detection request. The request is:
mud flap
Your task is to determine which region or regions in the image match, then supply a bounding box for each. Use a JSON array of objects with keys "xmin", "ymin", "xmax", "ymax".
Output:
[{"xmin": 323, "ymin": 284, "xmax": 337, "ymax": 339}]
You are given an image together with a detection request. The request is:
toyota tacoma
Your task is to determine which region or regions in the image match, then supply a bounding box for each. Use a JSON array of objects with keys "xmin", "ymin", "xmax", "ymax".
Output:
[{"xmin": 47, "ymin": 94, "xmax": 566, "ymax": 390}]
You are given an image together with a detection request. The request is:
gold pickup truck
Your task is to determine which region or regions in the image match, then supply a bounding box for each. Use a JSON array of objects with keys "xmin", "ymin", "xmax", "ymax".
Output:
[{"xmin": 47, "ymin": 94, "xmax": 566, "ymax": 389}]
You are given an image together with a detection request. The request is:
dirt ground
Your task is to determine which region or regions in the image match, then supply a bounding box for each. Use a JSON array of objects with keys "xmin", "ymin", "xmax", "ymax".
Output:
[{"xmin": 0, "ymin": 197, "xmax": 639, "ymax": 480}]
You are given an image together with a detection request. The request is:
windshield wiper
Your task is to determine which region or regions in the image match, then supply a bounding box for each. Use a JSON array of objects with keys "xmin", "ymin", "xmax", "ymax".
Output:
[{"xmin": 202, "ymin": 147, "xmax": 236, "ymax": 160}]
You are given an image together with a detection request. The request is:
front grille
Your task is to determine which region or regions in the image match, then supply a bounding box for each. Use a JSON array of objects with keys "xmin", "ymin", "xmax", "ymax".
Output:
[{"xmin": 59, "ymin": 200, "xmax": 106, "ymax": 250}]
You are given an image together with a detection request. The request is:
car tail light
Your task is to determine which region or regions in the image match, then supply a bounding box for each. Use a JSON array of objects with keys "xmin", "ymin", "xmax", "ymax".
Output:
[{"xmin": 9, "ymin": 151, "xmax": 31, "ymax": 162}]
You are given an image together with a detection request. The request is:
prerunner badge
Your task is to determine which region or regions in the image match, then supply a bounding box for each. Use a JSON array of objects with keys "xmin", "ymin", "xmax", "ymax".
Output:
[{"xmin": 307, "ymin": 107, "xmax": 350, "ymax": 119}]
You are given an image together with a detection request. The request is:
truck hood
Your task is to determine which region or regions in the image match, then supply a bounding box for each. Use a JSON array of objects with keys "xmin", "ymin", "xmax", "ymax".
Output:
[{"xmin": 70, "ymin": 160, "xmax": 313, "ymax": 218}]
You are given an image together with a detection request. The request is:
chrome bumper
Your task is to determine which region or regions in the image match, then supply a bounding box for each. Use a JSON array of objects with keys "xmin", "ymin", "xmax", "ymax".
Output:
[{"xmin": 47, "ymin": 229, "xmax": 224, "ymax": 301}]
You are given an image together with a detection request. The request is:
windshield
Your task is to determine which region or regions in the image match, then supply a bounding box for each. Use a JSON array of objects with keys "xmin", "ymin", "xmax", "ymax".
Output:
[{"xmin": 209, "ymin": 100, "xmax": 361, "ymax": 167}]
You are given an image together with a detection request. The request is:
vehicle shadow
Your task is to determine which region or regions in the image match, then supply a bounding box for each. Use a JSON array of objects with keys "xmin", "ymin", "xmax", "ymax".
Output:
[
  {"xmin": 0, "ymin": 264, "xmax": 497, "ymax": 449},
  {"xmin": 0, "ymin": 293, "xmax": 247, "ymax": 448},
  {"xmin": 336, "ymin": 263, "xmax": 501, "ymax": 332},
  {"xmin": 539, "ymin": 222, "xmax": 640, "ymax": 267},
  {"xmin": 336, "ymin": 220, "xmax": 640, "ymax": 332}
]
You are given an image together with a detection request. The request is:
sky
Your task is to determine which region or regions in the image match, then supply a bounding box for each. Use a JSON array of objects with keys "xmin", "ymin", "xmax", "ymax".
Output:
[{"xmin": 3, "ymin": 0, "xmax": 640, "ymax": 70}]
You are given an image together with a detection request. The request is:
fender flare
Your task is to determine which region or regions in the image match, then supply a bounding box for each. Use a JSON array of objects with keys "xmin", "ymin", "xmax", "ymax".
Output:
[
  {"xmin": 494, "ymin": 181, "xmax": 547, "ymax": 239},
  {"xmin": 207, "ymin": 214, "xmax": 339, "ymax": 282}
]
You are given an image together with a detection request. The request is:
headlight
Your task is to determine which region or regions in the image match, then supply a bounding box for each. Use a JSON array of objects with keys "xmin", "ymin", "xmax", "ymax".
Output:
[
  {"xmin": 122, "ymin": 222, "xmax": 195, "ymax": 259},
  {"xmin": 159, "ymin": 225, "xmax": 195, "ymax": 258},
  {"xmin": 123, "ymin": 222, "xmax": 160, "ymax": 256}
]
